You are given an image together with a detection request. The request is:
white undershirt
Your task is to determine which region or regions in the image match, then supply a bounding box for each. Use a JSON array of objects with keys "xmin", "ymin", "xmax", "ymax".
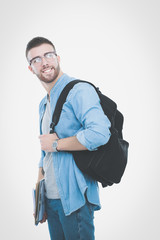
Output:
[{"xmin": 42, "ymin": 98, "xmax": 60, "ymax": 199}]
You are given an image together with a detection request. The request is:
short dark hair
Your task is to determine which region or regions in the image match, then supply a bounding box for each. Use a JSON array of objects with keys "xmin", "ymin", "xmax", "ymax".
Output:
[{"xmin": 25, "ymin": 36, "xmax": 56, "ymax": 58}]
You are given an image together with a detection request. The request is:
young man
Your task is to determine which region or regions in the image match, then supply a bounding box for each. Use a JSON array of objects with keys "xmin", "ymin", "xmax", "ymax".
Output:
[{"xmin": 26, "ymin": 37, "xmax": 111, "ymax": 240}]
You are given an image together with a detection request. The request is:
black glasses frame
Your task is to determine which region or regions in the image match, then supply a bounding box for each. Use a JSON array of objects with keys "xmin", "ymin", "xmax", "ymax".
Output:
[{"xmin": 29, "ymin": 51, "xmax": 57, "ymax": 65}]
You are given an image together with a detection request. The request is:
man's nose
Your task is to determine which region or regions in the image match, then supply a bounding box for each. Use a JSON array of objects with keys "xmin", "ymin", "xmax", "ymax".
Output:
[{"xmin": 41, "ymin": 56, "xmax": 48, "ymax": 65}]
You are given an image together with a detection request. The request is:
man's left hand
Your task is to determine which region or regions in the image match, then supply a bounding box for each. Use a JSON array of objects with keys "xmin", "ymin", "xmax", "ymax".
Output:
[{"xmin": 39, "ymin": 133, "xmax": 59, "ymax": 152}]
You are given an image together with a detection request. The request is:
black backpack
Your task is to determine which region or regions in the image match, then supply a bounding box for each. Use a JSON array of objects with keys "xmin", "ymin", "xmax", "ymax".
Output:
[{"xmin": 50, "ymin": 80, "xmax": 129, "ymax": 187}]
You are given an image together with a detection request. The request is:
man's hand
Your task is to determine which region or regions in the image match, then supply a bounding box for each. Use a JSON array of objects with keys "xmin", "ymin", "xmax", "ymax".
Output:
[
  {"xmin": 33, "ymin": 211, "xmax": 47, "ymax": 224},
  {"xmin": 39, "ymin": 133, "xmax": 59, "ymax": 152},
  {"xmin": 40, "ymin": 212, "xmax": 47, "ymax": 224}
]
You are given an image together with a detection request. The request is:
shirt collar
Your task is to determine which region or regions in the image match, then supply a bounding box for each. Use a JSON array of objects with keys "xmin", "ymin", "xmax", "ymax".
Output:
[{"xmin": 50, "ymin": 73, "xmax": 67, "ymax": 97}]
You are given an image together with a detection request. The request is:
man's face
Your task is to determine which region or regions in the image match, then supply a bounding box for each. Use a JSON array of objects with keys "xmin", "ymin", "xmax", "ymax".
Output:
[{"xmin": 27, "ymin": 43, "xmax": 60, "ymax": 84}]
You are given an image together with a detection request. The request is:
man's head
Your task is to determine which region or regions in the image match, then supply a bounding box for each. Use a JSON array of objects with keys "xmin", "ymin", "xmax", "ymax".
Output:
[{"xmin": 26, "ymin": 37, "xmax": 61, "ymax": 84}]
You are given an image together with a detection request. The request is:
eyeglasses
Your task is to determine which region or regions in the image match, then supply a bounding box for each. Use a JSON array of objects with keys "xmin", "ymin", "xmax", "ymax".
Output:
[{"xmin": 29, "ymin": 52, "xmax": 57, "ymax": 66}]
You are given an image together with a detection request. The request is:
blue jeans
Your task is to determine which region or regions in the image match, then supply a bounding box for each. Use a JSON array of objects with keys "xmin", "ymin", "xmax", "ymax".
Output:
[{"xmin": 45, "ymin": 198, "xmax": 95, "ymax": 240}]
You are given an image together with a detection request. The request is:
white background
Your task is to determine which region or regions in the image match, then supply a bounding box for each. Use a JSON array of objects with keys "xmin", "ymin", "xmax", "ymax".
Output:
[{"xmin": 0, "ymin": 0, "xmax": 160, "ymax": 239}]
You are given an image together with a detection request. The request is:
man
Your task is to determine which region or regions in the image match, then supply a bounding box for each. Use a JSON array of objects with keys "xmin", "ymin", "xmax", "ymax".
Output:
[{"xmin": 26, "ymin": 37, "xmax": 111, "ymax": 240}]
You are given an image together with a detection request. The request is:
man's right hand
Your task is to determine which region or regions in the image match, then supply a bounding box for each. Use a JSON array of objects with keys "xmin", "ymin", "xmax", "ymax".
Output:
[{"xmin": 40, "ymin": 212, "xmax": 47, "ymax": 224}]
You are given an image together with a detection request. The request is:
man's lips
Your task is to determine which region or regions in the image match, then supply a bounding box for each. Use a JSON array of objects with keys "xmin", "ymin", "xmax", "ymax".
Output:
[{"xmin": 42, "ymin": 67, "xmax": 54, "ymax": 73}]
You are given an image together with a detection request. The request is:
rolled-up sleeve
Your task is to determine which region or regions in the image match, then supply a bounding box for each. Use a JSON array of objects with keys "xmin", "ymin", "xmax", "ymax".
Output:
[{"xmin": 68, "ymin": 83, "xmax": 111, "ymax": 151}]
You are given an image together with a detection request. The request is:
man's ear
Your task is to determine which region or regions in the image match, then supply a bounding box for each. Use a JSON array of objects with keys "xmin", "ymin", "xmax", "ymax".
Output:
[
  {"xmin": 28, "ymin": 65, "xmax": 35, "ymax": 74},
  {"xmin": 57, "ymin": 55, "xmax": 60, "ymax": 63}
]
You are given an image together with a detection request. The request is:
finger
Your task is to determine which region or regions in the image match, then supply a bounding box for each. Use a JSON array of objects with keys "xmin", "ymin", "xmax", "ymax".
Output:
[
  {"xmin": 40, "ymin": 216, "xmax": 47, "ymax": 223},
  {"xmin": 40, "ymin": 218, "xmax": 45, "ymax": 223},
  {"xmin": 39, "ymin": 134, "xmax": 45, "ymax": 139}
]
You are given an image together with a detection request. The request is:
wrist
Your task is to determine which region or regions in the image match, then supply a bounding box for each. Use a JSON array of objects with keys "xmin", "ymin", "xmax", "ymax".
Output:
[
  {"xmin": 52, "ymin": 139, "xmax": 60, "ymax": 152},
  {"xmin": 56, "ymin": 139, "xmax": 60, "ymax": 152}
]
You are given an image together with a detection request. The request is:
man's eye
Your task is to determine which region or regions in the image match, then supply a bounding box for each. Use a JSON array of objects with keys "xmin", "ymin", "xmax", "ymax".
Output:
[
  {"xmin": 34, "ymin": 57, "xmax": 41, "ymax": 63},
  {"xmin": 46, "ymin": 53, "xmax": 54, "ymax": 58}
]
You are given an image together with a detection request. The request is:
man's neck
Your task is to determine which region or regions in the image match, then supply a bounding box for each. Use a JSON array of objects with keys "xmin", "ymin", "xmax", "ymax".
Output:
[{"xmin": 41, "ymin": 71, "xmax": 64, "ymax": 96}]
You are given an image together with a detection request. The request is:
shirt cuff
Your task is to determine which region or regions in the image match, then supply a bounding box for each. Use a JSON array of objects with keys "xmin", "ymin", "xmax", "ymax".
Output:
[{"xmin": 76, "ymin": 131, "xmax": 98, "ymax": 151}]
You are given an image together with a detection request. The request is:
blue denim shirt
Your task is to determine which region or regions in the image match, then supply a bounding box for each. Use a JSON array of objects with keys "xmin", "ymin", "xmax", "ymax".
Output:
[{"xmin": 39, "ymin": 73, "xmax": 111, "ymax": 216}]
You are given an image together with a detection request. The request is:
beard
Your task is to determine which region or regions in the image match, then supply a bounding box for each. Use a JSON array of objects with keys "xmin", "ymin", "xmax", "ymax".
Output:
[{"xmin": 37, "ymin": 63, "xmax": 60, "ymax": 84}]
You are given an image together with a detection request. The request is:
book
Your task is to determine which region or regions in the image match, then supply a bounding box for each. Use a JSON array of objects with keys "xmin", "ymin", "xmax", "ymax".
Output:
[{"xmin": 32, "ymin": 179, "xmax": 45, "ymax": 226}]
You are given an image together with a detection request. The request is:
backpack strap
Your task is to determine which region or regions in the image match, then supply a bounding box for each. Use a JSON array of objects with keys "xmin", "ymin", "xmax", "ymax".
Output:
[
  {"xmin": 50, "ymin": 80, "xmax": 86, "ymax": 133},
  {"xmin": 50, "ymin": 79, "xmax": 117, "ymax": 133}
]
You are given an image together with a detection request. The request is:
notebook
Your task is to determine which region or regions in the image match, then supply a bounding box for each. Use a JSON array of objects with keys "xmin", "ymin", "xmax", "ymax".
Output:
[{"xmin": 32, "ymin": 179, "xmax": 45, "ymax": 225}]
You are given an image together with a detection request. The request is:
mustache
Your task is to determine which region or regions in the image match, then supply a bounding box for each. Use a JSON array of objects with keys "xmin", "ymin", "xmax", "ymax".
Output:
[{"xmin": 41, "ymin": 65, "xmax": 55, "ymax": 71}]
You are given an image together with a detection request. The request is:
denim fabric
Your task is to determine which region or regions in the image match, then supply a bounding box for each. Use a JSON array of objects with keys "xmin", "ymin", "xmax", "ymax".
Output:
[
  {"xmin": 46, "ymin": 198, "xmax": 95, "ymax": 240},
  {"xmin": 39, "ymin": 73, "xmax": 111, "ymax": 215}
]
